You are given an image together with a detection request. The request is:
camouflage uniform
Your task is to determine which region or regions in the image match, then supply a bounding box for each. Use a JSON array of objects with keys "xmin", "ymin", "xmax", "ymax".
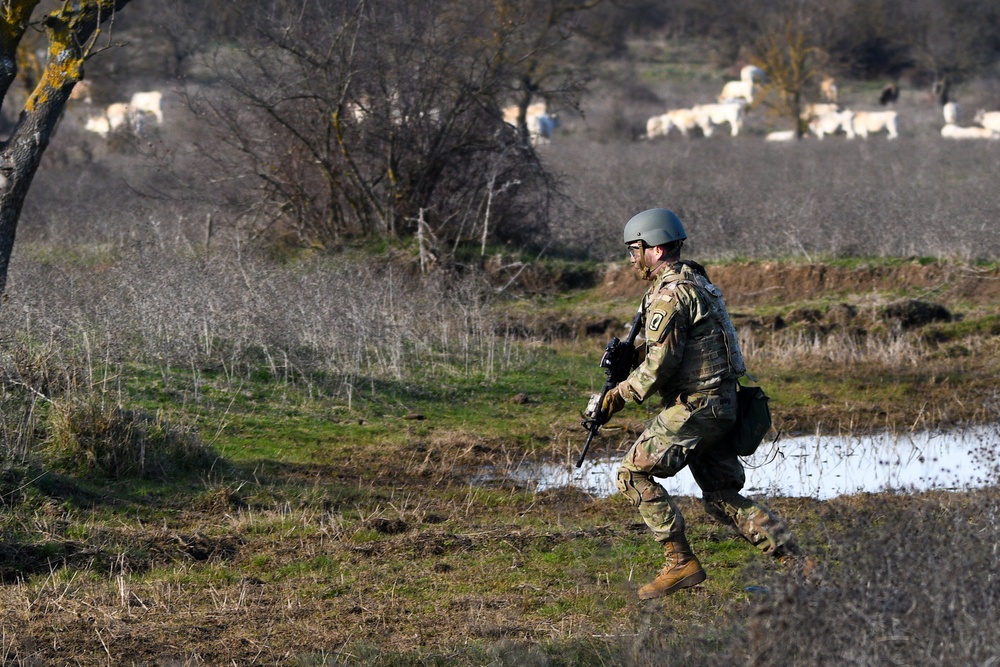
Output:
[{"xmin": 615, "ymin": 261, "xmax": 797, "ymax": 557}]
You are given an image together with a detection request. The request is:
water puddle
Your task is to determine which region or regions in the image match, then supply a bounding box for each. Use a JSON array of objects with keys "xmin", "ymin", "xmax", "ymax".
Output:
[{"xmin": 510, "ymin": 425, "xmax": 1000, "ymax": 500}]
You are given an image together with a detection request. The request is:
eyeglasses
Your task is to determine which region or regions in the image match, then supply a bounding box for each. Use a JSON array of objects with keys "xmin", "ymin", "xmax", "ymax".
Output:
[{"xmin": 627, "ymin": 243, "xmax": 644, "ymax": 259}]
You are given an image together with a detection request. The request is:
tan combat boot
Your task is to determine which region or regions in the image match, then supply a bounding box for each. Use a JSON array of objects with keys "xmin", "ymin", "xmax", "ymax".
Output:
[{"xmin": 638, "ymin": 536, "xmax": 706, "ymax": 600}]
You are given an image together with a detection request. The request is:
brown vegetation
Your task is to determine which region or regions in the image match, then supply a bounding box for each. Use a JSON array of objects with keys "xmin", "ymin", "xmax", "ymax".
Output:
[{"xmin": 1, "ymin": 3, "xmax": 999, "ymax": 662}]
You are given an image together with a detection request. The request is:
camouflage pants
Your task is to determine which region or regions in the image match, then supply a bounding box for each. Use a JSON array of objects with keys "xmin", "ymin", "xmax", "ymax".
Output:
[{"xmin": 616, "ymin": 382, "xmax": 797, "ymax": 557}]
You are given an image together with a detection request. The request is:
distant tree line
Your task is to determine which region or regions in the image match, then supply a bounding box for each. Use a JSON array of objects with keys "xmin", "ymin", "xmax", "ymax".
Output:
[{"xmin": 616, "ymin": 0, "xmax": 1000, "ymax": 83}]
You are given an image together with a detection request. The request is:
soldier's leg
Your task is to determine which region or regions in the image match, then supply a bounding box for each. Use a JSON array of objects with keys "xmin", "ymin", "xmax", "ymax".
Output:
[
  {"xmin": 690, "ymin": 445, "xmax": 799, "ymax": 557},
  {"xmin": 617, "ymin": 420, "xmax": 707, "ymax": 598},
  {"xmin": 617, "ymin": 394, "xmax": 734, "ymax": 543},
  {"xmin": 617, "ymin": 431, "xmax": 690, "ymax": 544},
  {"xmin": 703, "ymin": 488, "xmax": 799, "ymax": 556}
]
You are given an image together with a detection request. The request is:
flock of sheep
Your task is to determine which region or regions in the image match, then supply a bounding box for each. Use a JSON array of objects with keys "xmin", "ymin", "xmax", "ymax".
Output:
[
  {"xmin": 640, "ymin": 66, "xmax": 1000, "ymax": 142},
  {"xmin": 76, "ymin": 84, "xmax": 165, "ymax": 139},
  {"xmin": 643, "ymin": 64, "xmax": 764, "ymax": 140},
  {"xmin": 72, "ymin": 73, "xmax": 1000, "ymax": 146}
]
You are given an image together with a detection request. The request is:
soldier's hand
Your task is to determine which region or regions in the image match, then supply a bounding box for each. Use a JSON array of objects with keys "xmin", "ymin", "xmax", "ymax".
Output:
[{"xmin": 601, "ymin": 387, "xmax": 626, "ymax": 417}]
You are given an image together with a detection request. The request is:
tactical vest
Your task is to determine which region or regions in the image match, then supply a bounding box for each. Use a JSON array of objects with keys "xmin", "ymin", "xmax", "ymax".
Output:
[{"xmin": 655, "ymin": 263, "xmax": 746, "ymax": 394}]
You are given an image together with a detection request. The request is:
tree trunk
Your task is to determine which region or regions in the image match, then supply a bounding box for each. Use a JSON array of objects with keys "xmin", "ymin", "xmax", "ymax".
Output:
[{"xmin": 0, "ymin": 0, "xmax": 133, "ymax": 299}]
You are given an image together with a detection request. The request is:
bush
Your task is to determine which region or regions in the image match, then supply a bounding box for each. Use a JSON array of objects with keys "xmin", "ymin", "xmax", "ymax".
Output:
[{"xmin": 46, "ymin": 398, "xmax": 214, "ymax": 480}]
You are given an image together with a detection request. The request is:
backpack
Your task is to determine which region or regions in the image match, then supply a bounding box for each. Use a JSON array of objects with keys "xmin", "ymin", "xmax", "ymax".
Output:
[{"xmin": 731, "ymin": 383, "xmax": 773, "ymax": 456}]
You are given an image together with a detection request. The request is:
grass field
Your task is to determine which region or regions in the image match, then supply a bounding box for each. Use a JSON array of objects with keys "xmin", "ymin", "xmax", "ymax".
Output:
[
  {"xmin": 3, "ymin": 60, "xmax": 1000, "ymax": 662},
  {"xmin": 1, "ymin": 231, "xmax": 999, "ymax": 663}
]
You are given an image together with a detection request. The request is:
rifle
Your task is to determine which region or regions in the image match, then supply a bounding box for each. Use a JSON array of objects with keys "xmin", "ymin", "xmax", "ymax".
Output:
[{"xmin": 577, "ymin": 306, "xmax": 644, "ymax": 467}]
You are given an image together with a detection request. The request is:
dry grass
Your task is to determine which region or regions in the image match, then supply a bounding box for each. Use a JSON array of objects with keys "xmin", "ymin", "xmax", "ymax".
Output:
[{"xmin": 1, "ymin": 64, "xmax": 999, "ymax": 665}]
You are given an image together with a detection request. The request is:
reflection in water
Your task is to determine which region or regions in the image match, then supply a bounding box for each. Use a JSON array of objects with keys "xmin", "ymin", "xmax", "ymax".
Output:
[{"xmin": 513, "ymin": 425, "xmax": 1000, "ymax": 500}]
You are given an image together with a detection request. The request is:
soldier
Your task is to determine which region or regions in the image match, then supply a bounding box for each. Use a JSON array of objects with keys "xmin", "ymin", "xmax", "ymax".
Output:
[{"xmin": 596, "ymin": 208, "xmax": 801, "ymax": 600}]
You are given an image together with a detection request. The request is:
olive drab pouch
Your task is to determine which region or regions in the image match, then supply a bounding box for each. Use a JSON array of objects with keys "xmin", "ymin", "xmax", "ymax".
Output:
[{"xmin": 731, "ymin": 383, "xmax": 772, "ymax": 456}]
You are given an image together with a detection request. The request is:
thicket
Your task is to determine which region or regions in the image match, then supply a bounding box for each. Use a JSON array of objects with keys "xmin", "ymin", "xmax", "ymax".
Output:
[{"xmin": 0, "ymin": 244, "xmax": 520, "ymax": 475}]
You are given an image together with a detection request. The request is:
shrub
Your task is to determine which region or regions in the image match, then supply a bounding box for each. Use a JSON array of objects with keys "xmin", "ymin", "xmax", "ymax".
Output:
[{"xmin": 46, "ymin": 398, "xmax": 214, "ymax": 480}]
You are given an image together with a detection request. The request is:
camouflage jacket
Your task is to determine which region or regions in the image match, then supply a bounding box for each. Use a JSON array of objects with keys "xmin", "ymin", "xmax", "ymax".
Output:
[{"xmin": 617, "ymin": 261, "xmax": 745, "ymax": 406}]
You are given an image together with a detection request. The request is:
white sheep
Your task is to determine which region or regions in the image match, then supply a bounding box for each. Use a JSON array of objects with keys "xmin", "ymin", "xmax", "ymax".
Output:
[
  {"xmin": 765, "ymin": 130, "xmax": 796, "ymax": 142},
  {"xmin": 692, "ymin": 101, "xmax": 745, "ymax": 137},
  {"xmin": 801, "ymin": 103, "xmax": 840, "ymax": 120},
  {"xmin": 129, "ymin": 91, "xmax": 163, "ymax": 125},
  {"xmin": 83, "ymin": 115, "xmax": 111, "ymax": 138},
  {"xmin": 852, "ymin": 110, "xmax": 898, "ymax": 139},
  {"xmin": 809, "ymin": 109, "xmax": 855, "ymax": 139},
  {"xmin": 666, "ymin": 108, "xmax": 702, "ymax": 137},
  {"xmin": 106, "ymin": 102, "xmax": 130, "ymax": 131},
  {"xmin": 718, "ymin": 80, "xmax": 755, "ymax": 104},
  {"xmin": 974, "ymin": 109, "xmax": 1000, "ymax": 134},
  {"xmin": 645, "ymin": 113, "xmax": 674, "ymax": 139},
  {"xmin": 940, "ymin": 123, "xmax": 998, "ymax": 139}
]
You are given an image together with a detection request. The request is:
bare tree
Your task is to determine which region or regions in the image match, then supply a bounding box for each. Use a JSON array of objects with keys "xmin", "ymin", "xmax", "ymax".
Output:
[
  {"xmin": 492, "ymin": 0, "xmax": 605, "ymax": 145},
  {"xmin": 752, "ymin": 16, "xmax": 818, "ymax": 139},
  {"xmin": 0, "ymin": 0, "xmax": 134, "ymax": 298}
]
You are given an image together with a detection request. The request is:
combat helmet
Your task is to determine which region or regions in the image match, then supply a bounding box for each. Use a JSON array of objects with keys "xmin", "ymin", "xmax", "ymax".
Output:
[{"xmin": 623, "ymin": 208, "xmax": 686, "ymax": 247}]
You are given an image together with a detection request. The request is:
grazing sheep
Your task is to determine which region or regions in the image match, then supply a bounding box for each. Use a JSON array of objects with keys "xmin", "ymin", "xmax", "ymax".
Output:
[
  {"xmin": 852, "ymin": 110, "xmax": 899, "ymax": 139},
  {"xmin": 809, "ymin": 109, "xmax": 856, "ymax": 139},
  {"xmin": 801, "ymin": 103, "xmax": 840, "ymax": 120},
  {"xmin": 765, "ymin": 130, "xmax": 796, "ymax": 142},
  {"xmin": 129, "ymin": 91, "xmax": 163, "ymax": 125},
  {"xmin": 105, "ymin": 102, "xmax": 130, "ymax": 131},
  {"xmin": 941, "ymin": 123, "xmax": 998, "ymax": 139},
  {"xmin": 974, "ymin": 109, "xmax": 1000, "ymax": 133},
  {"xmin": 83, "ymin": 115, "xmax": 111, "ymax": 138},
  {"xmin": 661, "ymin": 108, "xmax": 701, "ymax": 137},
  {"xmin": 646, "ymin": 109, "xmax": 704, "ymax": 139},
  {"xmin": 692, "ymin": 101, "xmax": 745, "ymax": 137},
  {"xmin": 645, "ymin": 113, "xmax": 675, "ymax": 139}
]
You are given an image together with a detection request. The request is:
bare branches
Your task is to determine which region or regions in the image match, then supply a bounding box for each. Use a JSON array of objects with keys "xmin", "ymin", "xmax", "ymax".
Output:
[
  {"xmin": 188, "ymin": 0, "xmax": 562, "ymax": 254},
  {"xmin": 752, "ymin": 17, "xmax": 818, "ymax": 138}
]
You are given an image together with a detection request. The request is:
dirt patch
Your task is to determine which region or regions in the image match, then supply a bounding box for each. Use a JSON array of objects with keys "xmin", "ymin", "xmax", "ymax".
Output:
[{"xmin": 599, "ymin": 261, "xmax": 1000, "ymax": 307}]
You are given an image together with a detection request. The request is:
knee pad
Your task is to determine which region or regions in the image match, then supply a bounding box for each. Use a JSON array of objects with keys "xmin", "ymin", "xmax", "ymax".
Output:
[
  {"xmin": 616, "ymin": 468, "xmax": 665, "ymax": 507},
  {"xmin": 616, "ymin": 468, "xmax": 643, "ymax": 506}
]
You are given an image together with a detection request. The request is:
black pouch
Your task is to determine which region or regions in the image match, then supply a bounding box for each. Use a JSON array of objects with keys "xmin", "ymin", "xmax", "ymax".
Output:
[{"xmin": 731, "ymin": 384, "xmax": 772, "ymax": 456}]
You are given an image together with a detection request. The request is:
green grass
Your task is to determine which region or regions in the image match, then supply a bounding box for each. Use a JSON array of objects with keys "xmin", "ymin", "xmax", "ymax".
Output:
[{"xmin": 2, "ymin": 258, "xmax": 999, "ymax": 663}]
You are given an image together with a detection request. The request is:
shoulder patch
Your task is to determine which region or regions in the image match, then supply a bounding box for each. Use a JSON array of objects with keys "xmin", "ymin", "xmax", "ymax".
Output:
[{"xmin": 648, "ymin": 310, "xmax": 667, "ymax": 332}]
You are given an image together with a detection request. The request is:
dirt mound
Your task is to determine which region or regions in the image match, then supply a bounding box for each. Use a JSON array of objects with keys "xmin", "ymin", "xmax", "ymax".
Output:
[{"xmin": 599, "ymin": 261, "xmax": 1000, "ymax": 307}]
